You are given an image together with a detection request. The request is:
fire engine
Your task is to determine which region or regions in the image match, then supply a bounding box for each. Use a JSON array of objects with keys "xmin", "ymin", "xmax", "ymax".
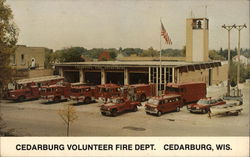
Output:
[
  {"xmin": 40, "ymin": 83, "xmax": 71, "ymax": 102},
  {"xmin": 69, "ymin": 85, "xmax": 95, "ymax": 104},
  {"xmin": 165, "ymin": 82, "xmax": 206, "ymax": 104},
  {"xmin": 100, "ymin": 97, "xmax": 141, "ymax": 116},
  {"xmin": 7, "ymin": 83, "xmax": 40, "ymax": 102},
  {"xmin": 7, "ymin": 76, "xmax": 64, "ymax": 102},
  {"xmin": 95, "ymin": 83, "xmax": 122, "ymax": 102},
  {"xmin": 123, "ymin": 84, "xmax": 156, "ymax": 102}
]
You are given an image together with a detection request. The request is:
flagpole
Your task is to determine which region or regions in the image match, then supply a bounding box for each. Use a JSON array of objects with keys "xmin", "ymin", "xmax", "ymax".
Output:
[
  {"xmin": 160, "ymin": 20, "xmax": 172, "ymax": 95},
  {"xmin": 159, "ymin": 19, "xmax": 162, "ymax": 96}
]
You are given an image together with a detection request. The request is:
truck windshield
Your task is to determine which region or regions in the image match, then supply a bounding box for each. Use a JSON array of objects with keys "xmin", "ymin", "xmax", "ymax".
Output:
[
  {"xmin": 41, "ymin": 88, "xmax": 46, "ymax": 93},
  {"xmin": 107, "ymin": 98, "xmax": 123, "ymax": 103},
  {"xmin": 166, "ymin": 87, "xmax": 181, "ymax": 92},
  {"xmin": 100, "ymin": 88, "xmax": 111, "ymax": 93},
  {"xmin": 197, "ymin": 99, "xmax": 210, "ymax": 105},
  {"xmin": 71, "ymin": 88, "xmax": 81, "ymax": 93},
  {"xmin": 114, "ymin": 99, "xmax": 123, "ymax": 103},
  {"xmin": 46, "ymin": 88, "xmax": 53, "ymax": 92},
  {"xmin": 148, "ymin": 98, "xmax": 159, "ymax": 105}
]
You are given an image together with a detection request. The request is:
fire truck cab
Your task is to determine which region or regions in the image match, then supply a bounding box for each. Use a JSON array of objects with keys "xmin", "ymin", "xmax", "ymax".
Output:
[
  {"xmin": 69, "ymin": 86, "xmax": 95, "ymax": 104},
  {"xmin": 95, "ymin": 83, "xmax": 122, "ymax": 102},
  {"xmin": 40, "ymin": 84, "xmax": 70, "ymax": 102},
  {"xmin": 124, "ymin": 84, "xmax": 156, "ymax": 102},
  {"xmin": 7, "ymin": 84, "xmax": 40, "ymax": 102}
]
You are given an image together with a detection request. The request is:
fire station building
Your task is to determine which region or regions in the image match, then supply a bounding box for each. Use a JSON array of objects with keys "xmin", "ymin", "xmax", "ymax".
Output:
[{"xmin": 54, "ymin": 18, "xmax": 228, "ymax": 87}]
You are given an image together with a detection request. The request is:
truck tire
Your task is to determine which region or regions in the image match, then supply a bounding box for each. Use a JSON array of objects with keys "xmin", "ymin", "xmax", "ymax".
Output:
[
  {"xmin": 132, "ymin": 106, "xmax": 138, "ymax": 112},
  {"xmin": 176, "ymin": 107, "xmax": 180, "ymax": 112},
  {"xmin": 101, "ymin": 112, "xmax": 106, "ymax": 116},
  {"xmin": 54, "ymin": 96, "xmax": 61, "ymax": 103},
  {"xmin": 84, "ymin": 97, "xmax": 91, "ymax": 104},
  {"xmin": 140, "ymin": 94, "xmax": 146, "ymax": 102},
  {"xmin": 157, "ymin": 111, "xmax": 162, "ymax": 117},
  {"xmin": 202, "ymin": 109, "xmax": 207, "ymax": 114},
  {"xmin": 111, "ymin": 109, "xmax": 118, "ymax": 117},
  {"xmin": 18, "ymin": 96, "xmax": 25, "ymax": 102}
]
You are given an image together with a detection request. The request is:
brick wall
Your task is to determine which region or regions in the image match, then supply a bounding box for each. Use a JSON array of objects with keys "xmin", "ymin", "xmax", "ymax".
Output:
[
  {"xmin": 28, "ymin": 69, "xmax": 53, "ymax": 78},
  {"xmin": 11, "ymin": 45, "xmax": 52, "ymax": 70},
  {"xmin": 178, "ymin": 63, "xmax": 228, "ymax": 85},
  {"xmin": 211, "ymin": 62, "xmax": 228, "ymax": 85}
]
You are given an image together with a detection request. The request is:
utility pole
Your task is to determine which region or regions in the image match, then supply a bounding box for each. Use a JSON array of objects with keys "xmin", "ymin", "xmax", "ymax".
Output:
[
  {"xmin": 234, "ymin": 24, "xmax": 247, "ymax": 93},
  {"xmin": 222, "ymin": 24, "xmax": 235, "ymax": 96}
]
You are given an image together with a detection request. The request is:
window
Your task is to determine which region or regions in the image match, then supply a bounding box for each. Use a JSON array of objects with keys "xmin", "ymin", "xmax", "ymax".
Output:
[
  {"xmin": 159, "ymin": 100, "xmax": 164, "ymax": 105},
  {"xmin": 21, "ymin": 54, "xmax": 25, "ymax": 65}
]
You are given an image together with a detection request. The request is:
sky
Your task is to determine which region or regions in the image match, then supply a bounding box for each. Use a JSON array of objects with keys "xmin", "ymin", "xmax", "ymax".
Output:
[{"xmin": 6, "ymin": 0, "xmax": 250, "ymax": 51}]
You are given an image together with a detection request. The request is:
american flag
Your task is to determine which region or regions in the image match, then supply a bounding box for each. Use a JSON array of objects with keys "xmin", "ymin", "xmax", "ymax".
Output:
[{"xmin": 161, "ymin": 21, "xmax": 172, "ymax": 45}]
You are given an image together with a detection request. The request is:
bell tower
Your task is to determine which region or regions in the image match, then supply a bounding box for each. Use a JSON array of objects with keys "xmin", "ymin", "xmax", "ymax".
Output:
[{"xmin": 186, "ymin": 18, "xmax": 209, "ymax": 62}]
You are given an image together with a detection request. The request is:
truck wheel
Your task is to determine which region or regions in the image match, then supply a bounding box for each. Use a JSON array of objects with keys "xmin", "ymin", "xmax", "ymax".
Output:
[
  {"xmin": 202, "ymin": 109, "xmax": 207, "ymax": 114},
  {"xmin": 140, "ymin": 94, "xmax": 146, "ymax": 102},
  {"xmin": 132, "ymin": 106, "xmax": 138, "ymax": 112},
  {"xmin": 111, "ymin": 109, "xmax": 118, "ymax": 117},
  {"xmin": 157, "ymin": 111, "xmax": 162, "ymax": 117},
  {"xmin": 18, "ymin": 96, "xmax": 25, "ymax": 102},
  {"xmin": 84, "ymin": 97, "xmax": 91, "ymax": 104},
  {"xmin": 101, "ymin": 112, "xmax": 106, "ymax": 116},
  {"xmin": 176, "ymin": 107, "xmax": 180, "ymax": 112},
  {"xmin": 54, "ymin": 96, "xmax": 61, "ymax": 103}
]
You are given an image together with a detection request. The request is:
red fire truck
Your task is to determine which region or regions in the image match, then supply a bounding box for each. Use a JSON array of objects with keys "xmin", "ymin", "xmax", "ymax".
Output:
[
  {"xmin": 95, "ymin": 83, "xmax": 122, "ymax": 102},
  {"xmin": 7, "ymin": 76, "xmax": 64, "ymax": 102},
  {"xmin": 69, "ymin": 85, "xmax": 96, "ymax": 104},
  {"xmin": 123, "ymin": 84, "xmax": 156, "ymax": 102},
  {"xmin": 40, "ymin": 83, "xmax": 71, "ymax": 102},
  {"xmin": 7, "ymin": 83, "xmax": 40, "ymax": 102},
  {"xmin": 165, "ymin": 82, "xmax": 206, "ymax": 104}
]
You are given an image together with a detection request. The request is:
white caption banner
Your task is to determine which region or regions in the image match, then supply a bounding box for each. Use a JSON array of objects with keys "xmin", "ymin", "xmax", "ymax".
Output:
[{"xmin": 0, "ymin": 137, "xmax": 249, "ymax": 157}]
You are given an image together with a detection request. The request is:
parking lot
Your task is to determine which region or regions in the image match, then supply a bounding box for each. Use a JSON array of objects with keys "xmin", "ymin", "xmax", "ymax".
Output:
[{"xmin": 0, "ymin": 84, "xmax": 249, "ymax": 136}]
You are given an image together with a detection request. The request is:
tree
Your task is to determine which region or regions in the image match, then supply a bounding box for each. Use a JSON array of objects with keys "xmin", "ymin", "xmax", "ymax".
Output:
[
  {"xmin": 218, "ymin": 48, "xmax": 237, "ymax": 60},
  {"xmin": 209, "ymin": 50, "xmax": 226, "ymax": 60},
  {"xmin": 58, "ymin": 103, "xmax": 78, "ymax": 136},
  {"xmin": 161, "ymin": 48, "xmax": 184, "ymax": 57},
  {"xmin": 55, "ymin": 47, "xmax": 87, "ymax": 62},
  {"xmin": 229, "ymin": 61, "xmax": 249, "ymax": 84},
  {"xmin": 140, "ymin": 47, "xmax": 159, "ymax": 57},
  {"xmin": 44, "ymin": 49, "xmax": 53, "ymax": 68},
  {"xmin": 106, "ymin": 48, "xmax": 118, "ymax": 60},
  {"xmin": 121, "ymin": 48, "xmax": 143, "ymax": 56},
  {"xmin": 0, "ymin": 0, "xmax": 18, "ymax": 99}
]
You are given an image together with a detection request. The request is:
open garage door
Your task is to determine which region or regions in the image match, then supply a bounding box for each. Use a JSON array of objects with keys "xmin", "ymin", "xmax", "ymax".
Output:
[
  {"xmin": 129, "ymin": 73, "xmax": 148, "ymax": 84},
  {"xmin": 64, "ymin": 71, "xmax": 79, "ymax": 83},
  {"xmin": 85, "ymin": 72, "xmax": 101, "ymax": 85},
  {"xmin": 106, "ymin": 72, "xmax": 124, "ymax": 85}
]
